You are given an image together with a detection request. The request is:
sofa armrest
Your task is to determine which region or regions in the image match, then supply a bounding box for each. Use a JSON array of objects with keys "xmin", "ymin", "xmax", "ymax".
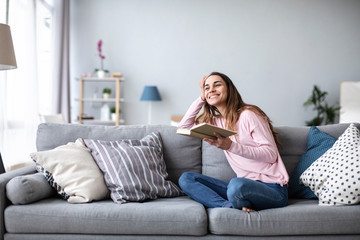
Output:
[{"xmin": 0, "ymin": 166, "xmax": 37, "ymax": 240}]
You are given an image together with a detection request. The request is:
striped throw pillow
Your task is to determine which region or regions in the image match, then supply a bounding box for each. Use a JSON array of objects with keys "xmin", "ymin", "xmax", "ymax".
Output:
[{"xmin": 84, "ymin": 132, "xmax": 183, "ymax": 203}]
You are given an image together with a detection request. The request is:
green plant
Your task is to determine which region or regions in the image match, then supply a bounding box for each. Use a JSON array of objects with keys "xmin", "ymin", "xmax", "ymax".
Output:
[
  {"xmin": 95, "ymin": 68, "xmax": 109, "ymax": 73},
  {"xmin": 102, "ymin": 88, "xmax": 111, "ymax": 95},
  {"xmin": 303, "ymin": 85, "xmax": 340, "ymax": 126},
  {"xmin": 110, "ymin": 107, "xmax": 121, "ymax": 114}
]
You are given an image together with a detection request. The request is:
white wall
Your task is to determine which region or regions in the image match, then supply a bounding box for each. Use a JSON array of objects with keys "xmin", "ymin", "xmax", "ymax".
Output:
[{"xmin": 70, "ymin": 0, "xmax": 360, "ymax": 126}]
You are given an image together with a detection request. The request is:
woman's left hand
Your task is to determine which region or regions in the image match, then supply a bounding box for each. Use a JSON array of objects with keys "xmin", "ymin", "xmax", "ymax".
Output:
[{"xmin": 204, "ymin": 132, "xmax": 232, "ymax": 150}]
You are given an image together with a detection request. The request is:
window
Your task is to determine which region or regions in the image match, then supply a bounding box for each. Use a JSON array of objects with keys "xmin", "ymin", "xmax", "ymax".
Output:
[{"xmin": 0, "ymin": 0, "xmax": 54, "ymax": 170}]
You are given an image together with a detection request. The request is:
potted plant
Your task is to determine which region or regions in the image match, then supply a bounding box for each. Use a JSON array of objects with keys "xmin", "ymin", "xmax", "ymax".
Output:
[
  {"xmin": 102, "ymin": 88, "xmax": 111, "ymax": 99},
  {"xmin": 303, "ymin": 85, "xmax": 340, "ymax": 126},
  {"xmin": 95, "ymin": 39, "xmax": 109, "ymax": 78},
  {"xmin": 110, "ymin": 107, "xmax": 116, "ymax": 121},
  {"xmin": 110, "ymin": 107, "xmax": 121, "ymax": 121}
]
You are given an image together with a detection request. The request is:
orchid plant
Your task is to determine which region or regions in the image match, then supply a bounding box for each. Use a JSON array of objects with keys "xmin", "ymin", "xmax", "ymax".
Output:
[{"xmin": 95, "ymin": 40, "xmax": 109, "ymax": 73}]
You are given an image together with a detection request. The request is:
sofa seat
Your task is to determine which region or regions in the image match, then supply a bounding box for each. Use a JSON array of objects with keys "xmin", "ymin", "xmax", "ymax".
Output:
[
  {"xmin": 4, "ymin": 196, "xmax": 207, "ymax": 236},
  {"xmin": 208, "ymin": 199, "xmax": 360, "ymax": 236}
]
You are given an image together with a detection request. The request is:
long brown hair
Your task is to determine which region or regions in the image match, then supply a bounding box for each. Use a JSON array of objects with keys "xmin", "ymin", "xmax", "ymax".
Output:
[{"xmin": 196, "ymin": 72, "xmax": 281, "ymax": 148}]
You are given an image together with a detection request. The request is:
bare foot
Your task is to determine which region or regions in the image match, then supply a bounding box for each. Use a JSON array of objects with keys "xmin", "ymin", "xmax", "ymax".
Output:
[{"xmin": 242, "ymin": 207, "xmax": 255, "ymax": 212}]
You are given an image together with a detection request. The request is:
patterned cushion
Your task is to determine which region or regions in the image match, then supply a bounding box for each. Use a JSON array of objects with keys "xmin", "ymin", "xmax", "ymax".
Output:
[
  {"xmin": 288, "ymin": 126, "xmax": 336, "ymax": 199},
  {"xmin": 300, "ymin": 123, "xmax": 360, "ymax": 205},
  {"xmin": 30, "ymin": 138, "xmax": 109, "ymax": 203},
  {"xmin": 84, "ymin": 132, "xmax": 183, "ymax": 203}
]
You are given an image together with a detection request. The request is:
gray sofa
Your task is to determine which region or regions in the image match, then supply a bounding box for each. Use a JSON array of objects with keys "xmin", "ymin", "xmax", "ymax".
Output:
[{"xmin": 0, "ymin": 123, "xmax": 360, "ymax": 240}]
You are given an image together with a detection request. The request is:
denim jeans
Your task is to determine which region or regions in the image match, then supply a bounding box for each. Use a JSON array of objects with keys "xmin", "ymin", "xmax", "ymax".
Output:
[{"xmin": 178, "ymin": 172, "xmax": 288, "ymax": 210}]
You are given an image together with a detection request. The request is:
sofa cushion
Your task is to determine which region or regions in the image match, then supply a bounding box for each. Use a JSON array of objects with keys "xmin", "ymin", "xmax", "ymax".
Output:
[
  {"xmin": 6, "ymin": 173, "xmax": 55, "ymax": 205},
  {"xmin": 30, "ymin": 138, "xmax": 109, "ymax": 203},
  {"xmin": 207, "ymin": 198, "xmax": 360, "ymax": 236},
  {"xmin": 300, "ymin": 123, "xmax": 360, "ymax": 206},
  {"xmin": 4, "ymin": 197, "xmax": 208, "ymax": 236},
  {"xmin": 84, "ymin": 132, "xmax": 183, "ymax": 203},
  {"xmin": 288, "ymin": 126, "xmax": 336, "ymax": 199},
  {"xmin": 202, "ymin": 142, "xmax": 236, "ymax": 182},
  {"xmin": 36, "ymin": 123, "xmax": 202, "ymax": 185}
]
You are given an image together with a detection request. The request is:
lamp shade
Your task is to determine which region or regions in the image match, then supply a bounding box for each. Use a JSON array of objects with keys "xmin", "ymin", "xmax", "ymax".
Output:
[
  {"xmin": 140, "ymin": 86, "xmax": 162, "ymax": 101},
  {"xmin": 0, "ymin": 23, "xmax": 17, "ymax": 70}
]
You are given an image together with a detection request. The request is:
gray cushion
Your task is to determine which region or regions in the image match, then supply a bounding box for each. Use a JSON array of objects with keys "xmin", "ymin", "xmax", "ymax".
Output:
[
  {"xmin": 6, "ymin": 173, "xmax": 55, "ymax": 205},
  {"xmin": 208, "ymin": 198, "xmax": 360, "ymax": 236},
  {"xmin": 275, "ymin": 126, "xmax": 309, "ymax": 177},
  {"xmin": 36, "ymin": 124, "xmax": 202, "ymax": 185},
  {"xmin": 4, "ymin": 196, "xmax": 208, "ymax": 236},
  {"xmin": 202, "ymin": 141, "xmax": 236, "ymax": 182}
]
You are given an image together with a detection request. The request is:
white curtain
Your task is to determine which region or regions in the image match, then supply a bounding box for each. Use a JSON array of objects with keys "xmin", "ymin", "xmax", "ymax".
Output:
[
  {"xmin": 0, "ymin": 0, "xmax": 55, "ymax": 171},
  {"xmin": 0, "ymin": 0, "xmax": 39, "ymax": 170},
  {"xmin": 0, "ymin": 0, "xmax": 69, "ymax": 170}
]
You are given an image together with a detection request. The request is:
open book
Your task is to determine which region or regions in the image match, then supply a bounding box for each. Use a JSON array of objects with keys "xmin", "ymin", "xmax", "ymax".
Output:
[{"xmin": 176, "ymin": 123, "xmax": 237, "ymax": 140}]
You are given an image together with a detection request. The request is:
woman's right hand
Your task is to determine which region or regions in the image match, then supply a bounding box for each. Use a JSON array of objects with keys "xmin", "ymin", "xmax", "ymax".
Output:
[{"xmin": 199, "ymin": 75, "xmax": 208, "ymax": 101}]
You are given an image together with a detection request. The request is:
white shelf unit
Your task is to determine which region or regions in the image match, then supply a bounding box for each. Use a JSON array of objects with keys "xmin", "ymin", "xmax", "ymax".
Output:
[{"xmin": 77, "ymin": 77, "xmax": 125, "ymax": 125}]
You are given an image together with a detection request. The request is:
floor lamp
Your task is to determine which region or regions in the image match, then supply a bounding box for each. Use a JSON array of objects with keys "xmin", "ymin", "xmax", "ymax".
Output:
[
  {"xmin": 0, "ymin": 23, "xmax": 18, "ymax": 173},
  {"xmin": 140, "ymin": 86, "xmax": 162, "ymax": 124}
]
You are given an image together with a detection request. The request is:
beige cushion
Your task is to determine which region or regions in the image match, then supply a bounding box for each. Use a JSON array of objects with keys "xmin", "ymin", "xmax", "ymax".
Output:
[{"xmin": 30, "ymin": 138, "xmax": 109, "ymax": 203}]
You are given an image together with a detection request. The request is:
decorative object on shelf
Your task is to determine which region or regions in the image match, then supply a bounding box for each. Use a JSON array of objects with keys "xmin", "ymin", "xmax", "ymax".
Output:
[
  {"xmin": 94, "ymin": 39, "xmax": 109, "ymax": 78},
  {"xmin": 102, "ymin": 88, "xmax": 111, "ymax": 99},
  {"xmin": 93, "ymin": 87, "xmax": 98, "ymax": 99},
  {"xmin": 0, "ymin": 23, "xmax": 17, "ymax": 174},
  {"xmin": 110, "ymin": 107, "xmax": 121, "ymax": 122},
  {"xmin": 100, "ymin": 103, "xmax": 110, "ymax": 121},
  {"xmin": 110, "ymin": 72, "xmax": 123, "ymax": 78},
  {"xmin": 140, "ymin": 86, "xmax": 162, "ymax": 124},
  {"xmin": 303, "ymin": 85, "xmax": 340, "ymax": 126},
  {"xmin": 77, "ymin": 113, "xmax": 94, "ymax": 120}
]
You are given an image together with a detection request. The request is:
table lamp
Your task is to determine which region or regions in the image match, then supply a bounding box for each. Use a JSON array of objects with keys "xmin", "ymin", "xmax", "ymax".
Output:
[
  {"xmin": 0, "ymin": 23, "xmax": 17, "ymax": 173},
  {"xmin": 140, "ymin": 86, "xmax": 162, "ymax": 124},
  {"xmin": 0, "ymin": 24, "xmax": 17, "ymax": 70}
]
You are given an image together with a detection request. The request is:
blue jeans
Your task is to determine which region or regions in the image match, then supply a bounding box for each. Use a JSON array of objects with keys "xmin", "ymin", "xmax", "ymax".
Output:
[{"xmin": 178, "ymin": 172, "xmax": 288, "ymax": 211}]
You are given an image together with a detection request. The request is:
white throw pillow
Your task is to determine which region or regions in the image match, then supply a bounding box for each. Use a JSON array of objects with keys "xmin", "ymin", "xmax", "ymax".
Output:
[
  {"xmin": 300, "ymin": 123, "xmax": 360, "ymax": 206},
  {"xmin": 30, "ymin": 138, "xmax": 109, "ymax": 203}
]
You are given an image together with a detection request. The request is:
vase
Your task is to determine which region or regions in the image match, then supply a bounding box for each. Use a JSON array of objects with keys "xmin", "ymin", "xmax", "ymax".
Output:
[
  {"xmin": 100, "ymin": 104, "xmax": 110, "ymax": 121},
  {"xmin": 111, "ymin": 113, "xmax": 117, "ymax": 121},
  {"xmin": 96, "ymin": 70, "xmax": 106, "ymax": 78}
]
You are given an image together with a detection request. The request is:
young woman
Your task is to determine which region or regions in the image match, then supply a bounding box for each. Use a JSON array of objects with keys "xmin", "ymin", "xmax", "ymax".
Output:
[{"xmin": 178, "ymin": 72, "xmax": 289, "ymax": 212}]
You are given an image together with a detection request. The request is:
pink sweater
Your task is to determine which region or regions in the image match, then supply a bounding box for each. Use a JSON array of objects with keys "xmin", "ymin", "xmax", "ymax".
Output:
[{"xmin": 178, "ymin": 97, "xmax": 289, "ymax": 186}]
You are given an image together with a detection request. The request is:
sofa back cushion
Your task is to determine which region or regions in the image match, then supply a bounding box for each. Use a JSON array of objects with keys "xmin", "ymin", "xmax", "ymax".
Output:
[
  {"xmin": 202, "ymin": 142, "xmax": 236, "ymax": 182},
  {"xmin": 36, "ymin": 123, "xmax": 202, "ymax": 185},
  {"xmin": 202, "ymin": 123, "xmax": 359, "ymax": 184}
]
